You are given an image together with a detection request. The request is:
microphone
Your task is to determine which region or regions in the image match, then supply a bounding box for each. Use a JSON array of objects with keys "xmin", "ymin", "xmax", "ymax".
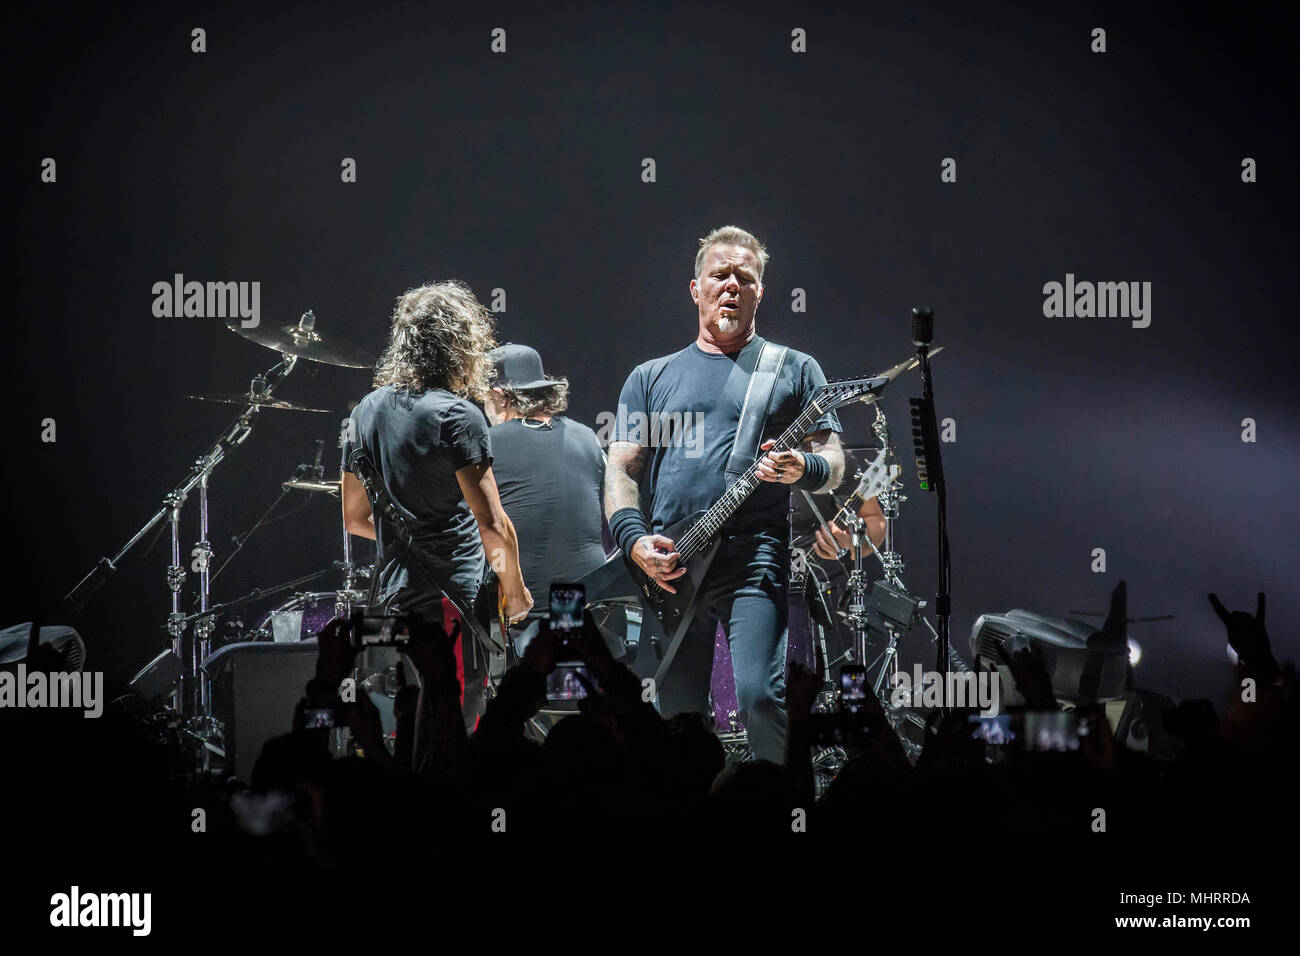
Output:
[{"xmin": 911, "ymin": 306, "xmax": 934, "ymax": 349}]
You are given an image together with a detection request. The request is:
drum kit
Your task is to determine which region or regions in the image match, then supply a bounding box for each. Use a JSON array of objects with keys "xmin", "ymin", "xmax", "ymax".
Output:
[{"xmin": 64, "ymin": 310, "xmax": 379, "ymax": 770}]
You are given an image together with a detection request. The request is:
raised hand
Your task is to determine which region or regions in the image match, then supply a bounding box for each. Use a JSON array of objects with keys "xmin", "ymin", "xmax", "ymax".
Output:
[
  {"xmin": 401, "ymin": 613, "xmax": 459, "ymax": 683},
  {"xmin": 1208, "ymin": 592, "xmax": 1277, "ymax": 680},
  {"xmin": 344, "ymin": 689, "xmax": 394, "ymax": 764},
  {"xmin": 315, "ymin": 617, "xmax": 358, "ymax": 691},
  {"xmin": 522, "ymin": 622, "xmax": 557, "ymax": 677},
  {"xmin": 568, "ymin": 609, "xmax": 617, "ymax": 681},
  {"xmin": 786, "ymin": 659, "xmax": 823, "ymax": 722}
]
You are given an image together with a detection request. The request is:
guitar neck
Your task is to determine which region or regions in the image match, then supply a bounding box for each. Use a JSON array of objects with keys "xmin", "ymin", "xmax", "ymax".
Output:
[{"xmin": 677, "ymin": 398, "xmax": 830, "ymax": 561}]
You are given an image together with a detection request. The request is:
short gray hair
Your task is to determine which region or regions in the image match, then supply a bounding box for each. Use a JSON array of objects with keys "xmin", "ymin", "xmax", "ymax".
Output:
[{"xmin": 694, "ymin": 225, "xmax": 769, "ymax": 282}]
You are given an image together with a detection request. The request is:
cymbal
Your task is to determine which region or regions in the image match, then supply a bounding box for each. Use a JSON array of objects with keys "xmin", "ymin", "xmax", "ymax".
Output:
[
  {"xmin": 226, "ymin": 311, "xmax": 374, "ymax": 368},
  {"xmin": 186, "ymin": 392, "xmax": 332, "ymax": 413},
  {"xmin": 282, "ymin": 478, "xmax": 341, "ymax": 495},
  {"xmin": 873, "ymin": 346, "xmax": 943, "ymax": 383}
]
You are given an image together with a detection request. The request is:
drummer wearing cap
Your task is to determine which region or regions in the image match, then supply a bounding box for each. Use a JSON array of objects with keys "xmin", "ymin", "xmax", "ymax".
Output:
[{"xmin": 484, "ymin": 344, "xmax": 608, "ymax": 648}]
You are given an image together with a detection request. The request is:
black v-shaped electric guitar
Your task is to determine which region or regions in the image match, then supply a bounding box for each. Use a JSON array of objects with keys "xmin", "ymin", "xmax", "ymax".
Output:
[{"xmin": 581, "ymin": 369, "xmax": 900, "ymax": 650}]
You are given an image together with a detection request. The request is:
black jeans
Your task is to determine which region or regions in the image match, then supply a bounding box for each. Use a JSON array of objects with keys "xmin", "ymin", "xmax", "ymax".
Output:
[{"xmin": 656, "ymin": 532, "xmax": 789, "ymax": 762}]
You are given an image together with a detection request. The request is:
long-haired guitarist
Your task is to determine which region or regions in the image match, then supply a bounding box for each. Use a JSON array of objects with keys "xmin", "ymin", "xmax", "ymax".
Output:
[
  {"xmin": 604, "ymin": 226, "xmax": 845, "ymax": 761},
  {"xmin": 341, "ymin": 281, "xmax": 533, "ymax": 729}
]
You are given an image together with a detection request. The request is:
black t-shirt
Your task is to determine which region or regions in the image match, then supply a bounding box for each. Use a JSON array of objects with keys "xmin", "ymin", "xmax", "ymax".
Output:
[
  {"xmin": 344, "ymin": 385, "xmax": 492, "ymax": 612},
  {"xmin": 489, "ymin": 417, "xmax": 608, "ymax": 599},
  {"xmin": 612, "ymin": 335, "xmax": 840, "ymax": 537}
]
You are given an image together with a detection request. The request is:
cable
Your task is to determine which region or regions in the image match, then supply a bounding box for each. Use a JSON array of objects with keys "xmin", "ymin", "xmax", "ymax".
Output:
[{"xmin": 208, "ymin": 490, "xmax": 313, "ymax": 586}]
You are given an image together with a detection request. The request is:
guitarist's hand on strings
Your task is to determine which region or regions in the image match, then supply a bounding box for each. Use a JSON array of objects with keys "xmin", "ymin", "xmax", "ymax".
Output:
[
  {"xmin": 755, "ymin": 439, "xmax": 805, "ymax": 484},
  {"xmin": 631, "ymin": 534, "xmax": 687, "ymax": 594}
]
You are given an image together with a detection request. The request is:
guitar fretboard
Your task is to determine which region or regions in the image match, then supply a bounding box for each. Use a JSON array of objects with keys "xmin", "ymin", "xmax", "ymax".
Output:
[{"xmin": 676, "ymin": 396, "xmax": 831, "ymax": 561}]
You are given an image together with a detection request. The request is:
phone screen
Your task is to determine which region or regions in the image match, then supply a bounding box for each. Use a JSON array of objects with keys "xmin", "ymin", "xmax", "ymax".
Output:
[
  {"xmin": 546, "ymin": 663, "xmax": 590, "ymax": 701},
  {"xmin": 350, "ymin": 612, "xmax": 411, "ymax": 648},
  {"xmin": 1021, "ymin": 711, "xmax": 1081, "ymax": 752},
  {"xmin": 968, "ymin": 714, "xmax": 1015, "ymax": 745},
  {"xmin": 303, "ymin": 706, "xmax": 339, "ymax": 729},
  {"xmin": 549, "ymin": 583, "xmax": 585, "ymax": 636},
  {"xmin": 840, "ymin": 665, "xmax": 868, "ymax": 703}
]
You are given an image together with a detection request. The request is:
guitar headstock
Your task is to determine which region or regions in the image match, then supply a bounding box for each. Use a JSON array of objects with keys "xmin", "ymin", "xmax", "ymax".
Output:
[
  {"xmin": 813, "ymin": 374, "xmax": 890, "ymax": 411},
  {"xmin": 851, "ymin": 446, "xmax": 901, "ymax": 502}
]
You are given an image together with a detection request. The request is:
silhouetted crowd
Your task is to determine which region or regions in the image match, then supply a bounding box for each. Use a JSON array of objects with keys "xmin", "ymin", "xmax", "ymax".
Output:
[{"xmin": 4, "ymin": 591, "xmax": 1294, "ymax": 905}]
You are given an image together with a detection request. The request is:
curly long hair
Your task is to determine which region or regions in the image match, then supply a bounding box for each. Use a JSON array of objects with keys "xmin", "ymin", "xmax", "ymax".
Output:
[
  {"xmin": 372, "ymin": 281, "xmax": 498, "ymax": 401},
  {"xmin": 494, "ymin": 379, "xmax": 570, "ymax": 418}
]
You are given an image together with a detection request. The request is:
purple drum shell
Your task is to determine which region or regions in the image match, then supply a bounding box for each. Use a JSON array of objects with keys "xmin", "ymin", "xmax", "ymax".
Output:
[{"xmin": 256, "ymin": 592, "xmax": 344, "ymax": 640}]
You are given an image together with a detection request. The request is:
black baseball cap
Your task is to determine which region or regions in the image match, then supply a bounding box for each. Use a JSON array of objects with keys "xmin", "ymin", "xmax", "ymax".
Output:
[{"xmin": 490, "ymin": 343, "xmax": 550, "ymax": 390}]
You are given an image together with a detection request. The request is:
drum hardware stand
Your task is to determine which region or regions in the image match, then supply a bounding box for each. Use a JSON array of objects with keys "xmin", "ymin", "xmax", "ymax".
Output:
[
  {"xmin": 830, "ymin": 405, "xmax": 939, "ymax": 758},
  {"xmin": 65, "ymin": 354, "xmax": 299, "ymax": 773},
  {"xmin": 335, "ymin": 417, "xmax": 363, "ymax": 597}
]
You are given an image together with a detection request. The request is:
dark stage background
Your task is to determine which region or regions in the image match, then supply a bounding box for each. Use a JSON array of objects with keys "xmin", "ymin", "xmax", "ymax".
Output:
[{"xmin": 7, "ymin": 1, "xmax": 1297, "ymax": 708}]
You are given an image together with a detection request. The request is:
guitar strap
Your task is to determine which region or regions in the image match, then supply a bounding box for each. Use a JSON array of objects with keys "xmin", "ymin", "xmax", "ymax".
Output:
[
  {"xmin": 652, "ymin": 340, "xmax": 788, "ymax": 695},
  {"xmin": 725, "ymin": 341, "xmax": 788, "ymax": 485},
  {"xmin": 348, "ymin": 448, "xmax": 505, "ymax": 656}
]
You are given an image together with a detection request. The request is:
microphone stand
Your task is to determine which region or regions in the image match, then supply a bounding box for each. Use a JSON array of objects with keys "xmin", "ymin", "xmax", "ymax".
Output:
[{"xmin": 909, "ymin": 308, "xmax": 952, "ymax": 713}]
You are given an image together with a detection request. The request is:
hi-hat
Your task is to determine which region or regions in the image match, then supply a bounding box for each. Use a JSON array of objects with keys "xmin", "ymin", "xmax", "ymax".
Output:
[{"xmin": 226, "ymin": 310, "xmax": 374, "ymax": 368}]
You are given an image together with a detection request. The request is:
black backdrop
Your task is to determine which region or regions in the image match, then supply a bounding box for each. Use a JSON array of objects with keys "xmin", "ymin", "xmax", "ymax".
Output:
[{"xmin": 8, "ymin": 1, "xmax": 1297, "ymax": 705}]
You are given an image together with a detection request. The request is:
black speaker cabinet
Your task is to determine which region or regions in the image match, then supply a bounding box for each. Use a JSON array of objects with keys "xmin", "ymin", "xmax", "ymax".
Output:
[{"xmin": 204, "ymin": 641, "xmax": 320, "ymax": 783}]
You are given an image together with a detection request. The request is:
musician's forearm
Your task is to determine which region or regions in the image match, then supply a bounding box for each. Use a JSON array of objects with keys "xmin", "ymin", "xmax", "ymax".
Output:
[
  {"xmin": 604, "ymin": 442, "xmax": 648, "ymax": 517},
  {"xmin": 803, "ymin": 432, "xmax": 845, "ymax": 493},
  {"xmin": 864, "ymin": 512, "xmax": 886, "ymax": 548},
  {"xmin": 345, "ymin": 512, "xmax": 376, "ymax": 540},
  {"xmin": 824, "ymin": 448, "xmax": 845, "ymax": 492},
  {"xmin": 604, "ymin": 468, "xmax": 642, "ymax": 517},
  {"xmin": 479, "ymin": 514, "xmax": 525, "ymax": 593}
]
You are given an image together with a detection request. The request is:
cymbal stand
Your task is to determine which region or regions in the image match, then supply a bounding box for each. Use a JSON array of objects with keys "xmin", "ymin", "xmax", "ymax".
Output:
[
  {"xmin": 336, "ymin": 417, "xmax": 360, "ymax": 598},
  {"xmin": 833, "ymin": 409, "xmax": 924, "ymax": 758},
  {"xmin": 65, "ymin": 354, "xmax": 299, "ymax": 770}
]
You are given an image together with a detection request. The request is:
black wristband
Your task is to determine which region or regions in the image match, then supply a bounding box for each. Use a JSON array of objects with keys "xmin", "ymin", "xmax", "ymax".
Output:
[
  {"xmin": 609, "ymin": 506, "xmax": 650, "ymax": 558},
  {"xmin": 795, "ymin": 452, "xmax": 830, "ymax": 490}
]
